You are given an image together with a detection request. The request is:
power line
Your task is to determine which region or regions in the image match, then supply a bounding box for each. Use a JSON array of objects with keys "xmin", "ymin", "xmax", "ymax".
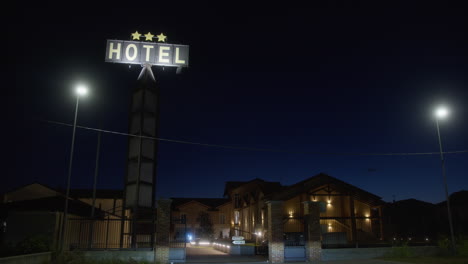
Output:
[{"xmin": 41, "ymin": 119, "xmax": 468, "ymax": 157}]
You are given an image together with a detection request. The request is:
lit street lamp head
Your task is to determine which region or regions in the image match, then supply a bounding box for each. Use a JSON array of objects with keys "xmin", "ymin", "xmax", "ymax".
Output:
[
  {"xmin": 435, "ymin": 106, "xmax": 449, "ymax": 119},
  {"xmin": 76, "ymin": 85, "xmax": 88, "ymax": 96}
]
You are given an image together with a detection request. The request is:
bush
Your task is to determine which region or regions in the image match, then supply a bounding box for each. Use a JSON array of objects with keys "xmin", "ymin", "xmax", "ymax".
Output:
[
  {"xmin": 456, "ymin": 237, "xmax": 468, "ymax": 257},
  {"xmin": 53, "ymin": 251, "xmax": 86, "ymax": 264},
  {"xmin": 16, "ymin": 235, "xmax": 51, "ymax": 254},
  {"xmin": 0, "ymin": 242, "xmax": 17, "ymax": 257},
  {"xmin": 52, "ymin": 251, "xmax": 154, "ymax": 264},
  {"xmin": 390, "ymin": 241, "xmax": 414, "ymax": 258}
]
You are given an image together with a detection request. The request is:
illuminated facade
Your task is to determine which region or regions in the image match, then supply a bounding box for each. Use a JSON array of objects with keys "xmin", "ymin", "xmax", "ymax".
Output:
[
  {"xmin": 2, "ymin": 174, "xmax": 384, "ymax": 249},
  {"xmin": 170, "ymin": 198, "xmax": 232, "ymax": 241},
  {"xmin": 223, "ymin": 173, "xmax": 384, "ymax": 245}
]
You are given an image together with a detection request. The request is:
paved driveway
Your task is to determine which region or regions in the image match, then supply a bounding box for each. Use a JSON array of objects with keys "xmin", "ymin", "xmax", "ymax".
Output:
[
  {"xmin": 185, "ymin": 244, "xmax": 406, "ymax": 264},
  {"xmin": 314, "ymin": 259, "xmax": 406, "ymax": 264},
  {"xmin": 186, "ymin": 244, "xmax": 267, "ymax": 263}
]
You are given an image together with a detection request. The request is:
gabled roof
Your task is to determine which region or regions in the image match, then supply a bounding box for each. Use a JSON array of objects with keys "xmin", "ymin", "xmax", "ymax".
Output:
[
  {"xmin": 66, "ymin": 189, "xmax": 123, "ymax": 199},
  {"xmin": 1, "ymin": 182, "xmax": 61, "ymax": 203},
  {"xmin": 171, "ymin": 198, "xmax": 230, "ymax": 210},
  {"xmin": 2, "ymin": 182, "xmax": 59, "ymax": 196},
  {"xmin": 268, "ymin": 173, "xmax": 383, "ymax": 206},
  {"xmin": 2, "ymin": 182, "xmax": 123, "ymax": 201},
  {"xmin": 438, "ymin": 190, "xmax": 468, "ymax": 206},
  {"xmin": 392, "ymin": 198, "xmax": 435, "ymax": 208},
  {"xmin": 0, "ymin": 196, "xmax": 106, "ymax": 218},
  {"xmin": 224, "ymin": 178, "xmax": 282, "ymax": 197}
]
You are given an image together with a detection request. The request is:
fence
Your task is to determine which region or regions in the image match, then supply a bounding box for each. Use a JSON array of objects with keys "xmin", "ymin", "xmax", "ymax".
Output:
[
  {"xmin": 170, "ymin": 216, "xmax": 187, "ymax": 248},
  {"xmin": 65, "ymin": 218, "xmax": 153, "ymax": 250}
]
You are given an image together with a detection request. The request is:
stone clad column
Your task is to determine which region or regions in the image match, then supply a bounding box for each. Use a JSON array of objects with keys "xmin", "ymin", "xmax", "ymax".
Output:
[
  {"xmin": 349, "ymin": 197, "xmax": 357, "ymax": 246},
  {"xmin": 266, "ymin": 201, "xmax": 284, "ymax": 263},
  {"xmin": 303, "ymin": 201, "xmax": 321, "ymax": 261},
  {"xmin": 155, "ymin": 199, "xmax": 172, "ymax": 263}
]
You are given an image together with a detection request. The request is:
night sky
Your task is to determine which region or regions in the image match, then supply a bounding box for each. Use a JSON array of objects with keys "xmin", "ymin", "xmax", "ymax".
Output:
[{"xmin": 7, "ymin": 2, "xmax": 468, "ymax": 204}]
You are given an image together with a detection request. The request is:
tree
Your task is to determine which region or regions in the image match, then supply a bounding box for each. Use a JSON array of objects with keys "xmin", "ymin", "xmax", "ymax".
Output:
[{"xmin": 197, "ymin": 212, "xmax": 214, "ymax": 239}]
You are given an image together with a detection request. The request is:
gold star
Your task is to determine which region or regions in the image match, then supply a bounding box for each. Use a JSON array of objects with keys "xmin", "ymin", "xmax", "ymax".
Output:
[
  {"xmin": 156, "ymin": 33, "xmax": 167, "ymax": 42},
  {"xmin": 131, "ymin": 31, "xmax": 141, "ymax": 40},
  {"xmin": 144, "ymin": 32, "xmax": 154, "ymax": 41}
]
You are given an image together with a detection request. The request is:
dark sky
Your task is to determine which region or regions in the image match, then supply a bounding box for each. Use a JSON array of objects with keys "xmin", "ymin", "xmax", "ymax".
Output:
[{"xmin": 7, "ymin": 2, "xmax": 468, "ymax": 204}]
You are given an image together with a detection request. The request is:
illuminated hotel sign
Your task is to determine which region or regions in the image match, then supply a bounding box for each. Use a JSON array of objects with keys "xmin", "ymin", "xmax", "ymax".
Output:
[{"xmin": 105, "ymin": 31, "xmax": 189, "ymax": 67}]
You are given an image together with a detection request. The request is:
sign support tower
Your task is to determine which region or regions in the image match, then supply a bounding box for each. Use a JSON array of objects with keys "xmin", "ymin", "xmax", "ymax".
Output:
[{"xmin": 105, "ymin": 31, "xmax": 189, "ymax": 249}]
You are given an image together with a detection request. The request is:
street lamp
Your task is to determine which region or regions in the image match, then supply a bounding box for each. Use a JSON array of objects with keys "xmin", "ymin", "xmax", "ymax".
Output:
[
  {"xmin": 59, "ymin": 84, "xmax": 88, "ymax": 251},
  {"xmin": 434, "ymin": 106, "xmax": 456, "ymax": 254}
]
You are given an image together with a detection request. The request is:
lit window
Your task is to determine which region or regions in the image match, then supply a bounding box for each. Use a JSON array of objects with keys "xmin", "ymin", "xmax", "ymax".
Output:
[{"xmin": 234, "ymin": 211, "xmax": 240, "ymax": 225}]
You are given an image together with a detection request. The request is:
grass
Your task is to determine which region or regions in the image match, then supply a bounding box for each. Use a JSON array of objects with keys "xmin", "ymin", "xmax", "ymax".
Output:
[
  {"xmin": 382, "ymin": 256, "xmax": 468, "ymax": 264},
  {"xmin": 385, "ymin": 256, "xmax": 468, "ymax": 264}
]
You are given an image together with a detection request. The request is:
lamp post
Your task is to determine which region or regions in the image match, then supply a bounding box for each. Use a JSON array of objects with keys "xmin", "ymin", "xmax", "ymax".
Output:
[
  {"xmin": 434, "ymin": 106, "xmax": 456, "ymax": 254},
  {"xmin": 59, "ymin": 85, "xmax": 88, "ymax": 251}
]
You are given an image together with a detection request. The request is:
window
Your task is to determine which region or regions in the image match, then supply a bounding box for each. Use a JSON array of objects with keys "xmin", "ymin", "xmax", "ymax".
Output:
[
  {"xmin": 261, "ymin": 210, "xmax": 265, "ymax": 225},
  {"xmin": 180, "ymin": 213, "xmax": 187, "ymax": 223},
  {"xmin": 234, "ymin": 211, "xmax": 240, "ymax": 225},
  {"xmin": 219, "ymin": 214, "xmax": 225, "ymax": 224},
  {"xmin": 234, "ymin": 194, "xmax": 240, "ymax": 208}
]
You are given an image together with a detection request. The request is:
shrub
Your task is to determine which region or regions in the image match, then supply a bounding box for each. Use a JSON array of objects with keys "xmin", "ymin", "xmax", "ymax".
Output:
[
  {"xmin": 391, "ymin": 241, "xmax": 414, "ymax": 258},
  {"xmin": 0, "ymin": 242, "xmax": 16, "ymax": 257},
  {"xmin": 16, "ymin": 235, "xmax": 51, "ymax": 254},
  {"xmin": 52, "ymin": 251, "xmax": 154, "ymax": 264},
  {"xmin": 456, "ymin": 238, "xmax": 468, "ymax": 257}
]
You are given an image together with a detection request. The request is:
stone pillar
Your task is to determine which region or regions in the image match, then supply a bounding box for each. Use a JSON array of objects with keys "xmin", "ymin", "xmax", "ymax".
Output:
[
  {"xmin": 378, "ymin": 206, "xmax": 384, "ymax": 240},
  {"xmin": 349, "ymin": 197, "xmax": 357, "ymax": 246},
  {"xmin": 303, "ymin": 201, "xmax": 321, "ymax": 261},
  {"xmin": 266, "ymin": 201, "xmax": 284, "ymax": 263},
  {"xmin": 155, "ymin": 199, "xmax": 172, "ymax": 264}
]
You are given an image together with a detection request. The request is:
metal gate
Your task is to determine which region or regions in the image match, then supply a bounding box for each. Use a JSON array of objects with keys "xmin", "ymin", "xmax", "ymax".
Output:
[{"xmin": 170, "ymin": 216, "xmax": 187, "ymax": 262}]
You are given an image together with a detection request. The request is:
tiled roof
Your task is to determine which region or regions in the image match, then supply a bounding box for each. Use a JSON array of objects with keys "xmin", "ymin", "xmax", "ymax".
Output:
[
  {"xmin": 66, "ymin": 189, "xmax": 123, "ymax": 199},
  {"xmin": 171, "ymin": 198, "xmax": 229, "ymax": 209},
  {"xmin": 224, "ymin": 178, "xmax": 282, "ymax": 196},
  {"xmin": 269, "ymin": 173, "xmax": 384, "ymax": 206},
  {"xmin": 0, "ymin": 196, "xmax": 106, "ymax": 218}
]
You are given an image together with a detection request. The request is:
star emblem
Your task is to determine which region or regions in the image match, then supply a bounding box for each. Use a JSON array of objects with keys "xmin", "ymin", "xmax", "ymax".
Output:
[
  {"xmin": 131, "ymin": 31, "xmax": 141, "ymax": 40},
  {"xmin": 144, "ymin": 32, "xmax": 154, "ymax": 41},
  {"xmin": 156, "ymin": 33, "xmax": 167, "ymax": 42}
]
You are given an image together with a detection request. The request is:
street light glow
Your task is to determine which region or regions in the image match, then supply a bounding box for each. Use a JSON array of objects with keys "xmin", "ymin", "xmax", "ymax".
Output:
[
  {"xmin": 76, "ymin": 85, "xmax": 88, "ymax": 96},
  {"xmin": 435, "ymin": 106, "xmax": 449, "ymax": 119},
  {"xmin": 433, "ymin": 104, "xmax": 457, "ymax": 254}
]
